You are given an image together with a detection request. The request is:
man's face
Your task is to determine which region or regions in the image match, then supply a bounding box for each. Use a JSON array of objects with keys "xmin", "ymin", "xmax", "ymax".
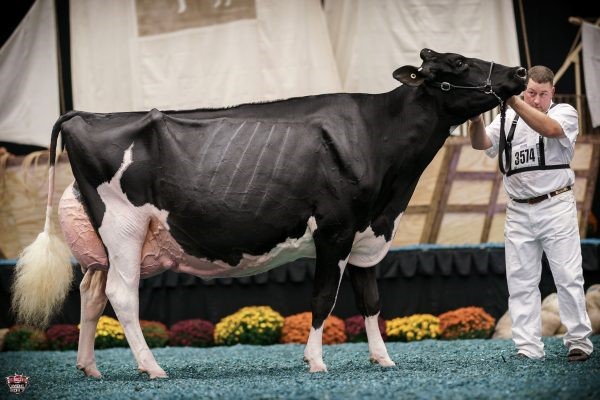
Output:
[{"xmin": 523, "ymin": 80, "xmax": 554, "ymax": 113}]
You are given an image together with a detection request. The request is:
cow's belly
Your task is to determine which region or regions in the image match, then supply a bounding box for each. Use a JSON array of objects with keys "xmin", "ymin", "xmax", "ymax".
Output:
[
  {"xmin": 141, "ymin": 217, "xmax": 317, "ymax": 279},
  {"xmin": 58, "ymin": 182, "xmax": 317, "ymax": 279},
  {"xmin": 59, "ymin": 181, "xmax": 401, "ymax": 279}
]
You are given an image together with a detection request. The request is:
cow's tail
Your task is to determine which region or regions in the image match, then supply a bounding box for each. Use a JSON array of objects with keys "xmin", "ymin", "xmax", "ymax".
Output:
[{"xmin": 11, "ymin": 112, "xmax": 80, "ymax": 329}]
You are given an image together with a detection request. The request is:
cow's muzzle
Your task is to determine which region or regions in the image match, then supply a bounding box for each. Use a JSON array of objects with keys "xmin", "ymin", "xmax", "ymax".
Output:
[{"xmin": 515, "ymin": 67, "xmax": 527, "ymax": 80}]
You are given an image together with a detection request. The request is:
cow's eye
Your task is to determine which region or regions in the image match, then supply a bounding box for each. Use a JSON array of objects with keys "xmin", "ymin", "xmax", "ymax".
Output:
[{"xmin": 456, "ymin": 60, "xmax": 464, "ymax": 68}]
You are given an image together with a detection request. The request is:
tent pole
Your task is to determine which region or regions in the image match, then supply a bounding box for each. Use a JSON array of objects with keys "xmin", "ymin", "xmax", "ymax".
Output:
[
  {"xmin": 517, "ymin": 0, "xmax": 531, "ymax": 69},
  {"xmin": 53, "ymin": 0, "xmax": 66, "ymax": 116}
]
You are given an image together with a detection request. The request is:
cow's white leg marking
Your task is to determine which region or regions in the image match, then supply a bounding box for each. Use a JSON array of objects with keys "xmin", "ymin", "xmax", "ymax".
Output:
[
  {"xmin": 76, "ymin": 269, "xmax": 108, "ymax": 378},
  {"xmin": 365, "ymin": 313, "xmax": 395, "ymax": 367},
  {"xmin": 304, "ymin": 257, "xmax": 348, "ymax": 373},
  {"xmin": 304, "ymin": 326, "xmax": 326, "ymax": 372},
  {"xmin": 98, "ymin": 144, "xmax": 167, "ymax": 379}
]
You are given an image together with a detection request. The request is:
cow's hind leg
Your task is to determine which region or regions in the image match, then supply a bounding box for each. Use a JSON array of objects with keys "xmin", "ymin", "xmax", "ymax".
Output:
[
  {"xmin": 304, "ymin": 229, "xmax": 352, "ymax": 372},
  {"xmin": 76, "ymin": 269, "xmax": 108, "ymax": 378},
  {"xmin": 348, "ymin": 264, "xmax": 395, "ymax": 367},
  {"xmin": 102, "ymin": 226, "xmax": 167, "ymax": 379}
]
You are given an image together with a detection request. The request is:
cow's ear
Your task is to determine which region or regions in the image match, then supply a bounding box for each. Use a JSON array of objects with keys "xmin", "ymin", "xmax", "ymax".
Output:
[{"xmin": 393, "ymin": 66, "xmax": 427, "ymax": 86}]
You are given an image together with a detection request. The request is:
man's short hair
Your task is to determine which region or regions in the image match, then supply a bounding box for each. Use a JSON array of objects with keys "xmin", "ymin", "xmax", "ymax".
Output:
[{"xmin": 527, "ymin": 65, "xmax": 554, "ymax": 85}]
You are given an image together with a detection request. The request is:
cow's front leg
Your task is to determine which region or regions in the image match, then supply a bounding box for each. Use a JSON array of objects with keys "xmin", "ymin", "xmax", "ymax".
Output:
[
  {"xmin": 304, "ymin": 230, "xmax": 352, "ymax": 373},
  {"xmin": 76, "ymin": 269, "xmax": 108, "ymax": 378},
  {"xmin": 348, "ymin": 264, "xmax": 395, "ymax": 367}
]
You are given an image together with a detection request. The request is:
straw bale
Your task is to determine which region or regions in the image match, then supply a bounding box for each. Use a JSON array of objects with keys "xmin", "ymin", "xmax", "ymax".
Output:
[{"xmin": 0, "ymin": 151, "xmax": 73, "ymax": 258}]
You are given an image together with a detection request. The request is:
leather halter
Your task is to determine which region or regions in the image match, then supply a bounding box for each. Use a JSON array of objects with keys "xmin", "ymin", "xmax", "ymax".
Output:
[{"xmin": 428, "ymin": 61, "xmax": 503, "ymax": 105}]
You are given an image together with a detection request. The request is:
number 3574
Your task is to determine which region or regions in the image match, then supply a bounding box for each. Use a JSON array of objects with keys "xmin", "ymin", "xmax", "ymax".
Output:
[{"xmin": 514, "ymin": 149, "xmax": 535, "ymax": 165}]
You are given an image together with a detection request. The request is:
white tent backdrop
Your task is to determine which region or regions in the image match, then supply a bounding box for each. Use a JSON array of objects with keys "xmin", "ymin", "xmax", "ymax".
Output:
[
  {"xmin": 0, "ymin": 0, "xmax": 521, "ymax": 147},
  {"xmin": 70, "ymin": 0, "xmax": 342, "ymax": 112},
  {"xmin": 0, "ymin": 0, "xmax": 59, "ymax": 147},
  {"xmin": 582, "ymin": 22, "xmax": 600, "ymax": 128},
  {"xmin": 325, "ymin": 0, "xmax": 521, "ymax": 93}
]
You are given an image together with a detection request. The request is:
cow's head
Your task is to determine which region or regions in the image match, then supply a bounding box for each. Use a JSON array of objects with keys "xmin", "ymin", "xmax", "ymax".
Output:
[{"xmin": 393, "ymin": 49, "xmax": 527, "ymax": 122}]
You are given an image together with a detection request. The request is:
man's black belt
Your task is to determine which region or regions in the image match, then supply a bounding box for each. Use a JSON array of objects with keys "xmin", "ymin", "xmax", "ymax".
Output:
[{"xmin": 512, "ymin": 186, "xmax": 571, "ymax": 204}]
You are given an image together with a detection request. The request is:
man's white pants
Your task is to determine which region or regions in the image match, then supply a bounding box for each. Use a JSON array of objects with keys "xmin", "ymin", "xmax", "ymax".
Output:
[{"xmin": 505, "ymin": 190, "xmax": 593, "ymax": 359}]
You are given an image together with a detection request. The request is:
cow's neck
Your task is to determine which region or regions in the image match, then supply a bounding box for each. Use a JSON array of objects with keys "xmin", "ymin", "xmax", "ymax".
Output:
[
  {"xmin": 367, "ymin": 86, "xmax": 452, "ymax": 173},
  {"xmin": 349, "ymin": 86, "xmax": 456, "ymax": 220}
]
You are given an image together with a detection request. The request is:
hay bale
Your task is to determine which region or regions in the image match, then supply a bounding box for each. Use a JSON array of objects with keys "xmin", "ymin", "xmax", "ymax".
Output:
[
  {"xmin": 541, "ymin": 310, "xmax": 563, "ymax": 336},
  {"xmin": 540, "ymin": 293, "xmax": 566, "ymax": 336},
  {"xmin": 492, "ymin": 311, "xmax": 512, "ymax": 339},
  {"xmin": 0, "ymin": 151, "xmax": 74, "ymax": 258},
  {"xmin": 586, "ymin": 284, "xmax": 600, "ymax": 334},
  {"xmin": 492, "ymin": 293, "xmax": 571, "ymax": 339}
]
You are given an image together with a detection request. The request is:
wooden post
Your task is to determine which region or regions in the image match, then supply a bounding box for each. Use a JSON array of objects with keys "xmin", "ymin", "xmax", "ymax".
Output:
[{"xmin": 554, "ymin": 17, "xmax": 600, "ymax": 135}]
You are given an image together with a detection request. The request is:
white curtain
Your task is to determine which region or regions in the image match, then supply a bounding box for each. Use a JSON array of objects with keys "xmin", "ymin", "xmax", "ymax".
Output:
[
  {"xmin": 70, "ymin": 0, "xmax": 342, "ymax": 112},
  {"xmin": 324, "ymin": 0, "xmax": 521, "ymax": 93},
  {"xmin": 0, "ymin": 0, "xmax": 523, "ymax": 145},
  {"xmin": 0, "ymin": 0, "xmax": 59, "ymax": 147},
  {"xmin": 582, "ymin": 22, "xmax": 600, "ymax": 128}
]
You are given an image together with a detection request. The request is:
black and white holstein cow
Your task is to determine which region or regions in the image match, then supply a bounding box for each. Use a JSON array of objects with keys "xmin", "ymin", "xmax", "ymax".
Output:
[{"xmin": 12, "ymin": 49, "xmax": 526, "ymax": 378}]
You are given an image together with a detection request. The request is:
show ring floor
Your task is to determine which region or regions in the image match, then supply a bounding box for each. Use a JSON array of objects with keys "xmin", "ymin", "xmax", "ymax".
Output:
[{"xmin": 1, "ymin": 336, "xmax": 599, "ymax": 399}]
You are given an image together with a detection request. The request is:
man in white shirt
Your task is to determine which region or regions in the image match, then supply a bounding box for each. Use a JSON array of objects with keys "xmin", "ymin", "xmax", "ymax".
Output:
[{"xmin": 468, "ymin": 65, "xmax": 593, "ymax": 361}]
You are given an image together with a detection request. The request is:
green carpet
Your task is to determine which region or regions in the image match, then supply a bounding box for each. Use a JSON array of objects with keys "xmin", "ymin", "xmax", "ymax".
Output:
[{"xmin": 1, "ymin": 336, "xmax": 599, "ymax": 399}]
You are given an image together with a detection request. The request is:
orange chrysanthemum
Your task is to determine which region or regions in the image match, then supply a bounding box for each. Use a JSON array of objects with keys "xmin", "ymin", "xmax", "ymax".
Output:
[
  {"xmin": 280, "ymin": 312, "xmax": 346, "ymax": 344},
  {"xmin": 438, "ymin": 306, "xmax": 495, "ymax": 340}
]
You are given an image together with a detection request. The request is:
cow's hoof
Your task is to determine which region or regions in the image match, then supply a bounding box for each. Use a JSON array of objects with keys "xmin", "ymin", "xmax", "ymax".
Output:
[
  {"xmin": 305, "ymin": 359, "xmax": 328, "ymax": 373},
  {"xmin": 309, "ymin": 364, "xmax": 328, "ymax": 373},
  {"xmin": 77, "ymin": 364, "xmax": 102, "ymax": 378},
  {"xmin": 139, "ymin": 367, "xmax": 168, "ymax": 379},
  {"xmin": 149, "ymin": 370, "xmax": 168, "ymax": 379},
  {"xmin": 370, "ymin": 356, "xmax": 396, "ymax": 367}
]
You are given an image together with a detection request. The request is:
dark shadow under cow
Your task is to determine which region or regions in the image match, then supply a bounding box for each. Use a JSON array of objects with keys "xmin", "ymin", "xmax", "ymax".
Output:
[{"xmin": 12, "ymin": 49, "xmax": 526, "ymax": 378}]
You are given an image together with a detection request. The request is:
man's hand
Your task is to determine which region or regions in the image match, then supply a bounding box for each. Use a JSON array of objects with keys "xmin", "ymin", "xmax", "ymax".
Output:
[
  {"xmin": 467, "ymin": 114, "xmax": 492, "ymax": 150},
  {"xmin": 506, "ymin": 95, "xmax": 517, "ymax": 109}
]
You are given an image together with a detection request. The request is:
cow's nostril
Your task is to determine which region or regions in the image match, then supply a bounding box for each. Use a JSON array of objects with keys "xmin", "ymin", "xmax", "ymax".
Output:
[{"xmin": 516, "ymin": 67, "xmax": 527, "ymax": 79}]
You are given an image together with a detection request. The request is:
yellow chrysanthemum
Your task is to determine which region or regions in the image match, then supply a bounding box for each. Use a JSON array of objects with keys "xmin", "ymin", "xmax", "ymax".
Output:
[
  {"xmin": 214, "ymin": 306, "xmax": 284, "ymax": 345},
  {"xmin": 386, "ymin": 314, "xmax": 440, "ymax": 342}
]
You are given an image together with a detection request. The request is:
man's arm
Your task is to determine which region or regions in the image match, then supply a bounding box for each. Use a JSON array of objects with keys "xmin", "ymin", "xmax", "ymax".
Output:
[
  {"xmin": 467, "ymin": 115, "xmax": 492, "ymax": 150},
  {"xmin": 507, "ymin": 96, "xmax": 565, "ymax": 138}
]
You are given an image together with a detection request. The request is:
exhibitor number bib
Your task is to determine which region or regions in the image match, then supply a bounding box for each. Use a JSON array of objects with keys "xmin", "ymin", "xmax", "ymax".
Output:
[{"xmin": 511, "ymin": 140, "xmax": 539, "ymax": 170}]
